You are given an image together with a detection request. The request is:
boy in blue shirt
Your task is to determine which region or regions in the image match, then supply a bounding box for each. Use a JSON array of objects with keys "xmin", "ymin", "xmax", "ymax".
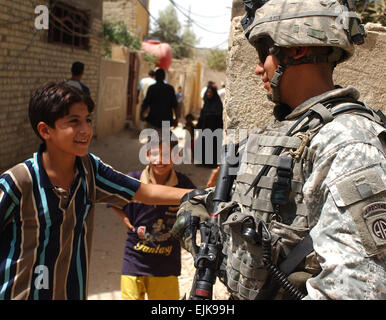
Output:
[
  {"xmin": 112, "ymin": 131, "xmax": 196, "ymax": 300},
  {"xmin": 0, "ymin": 82, "xmax": 193, "ymax": 300}
]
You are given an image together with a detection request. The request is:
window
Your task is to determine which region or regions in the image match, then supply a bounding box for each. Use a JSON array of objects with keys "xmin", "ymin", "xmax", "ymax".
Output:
[
  {"xmin": 48, "ymin": 1, "xmax": 90, "ymax": 50},
  {"xmin": 141, "ymin": 0, "xmax": 147, "ymax": 7}
]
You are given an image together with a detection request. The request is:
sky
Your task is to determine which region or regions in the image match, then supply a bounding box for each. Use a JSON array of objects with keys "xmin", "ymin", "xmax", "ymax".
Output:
[{"xmin": 148, "ymin": 0, "xmax": 234, "ymax": 49}]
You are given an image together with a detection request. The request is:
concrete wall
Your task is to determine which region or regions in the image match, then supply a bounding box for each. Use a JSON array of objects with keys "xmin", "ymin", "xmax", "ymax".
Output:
[
  {"xmin": 0, "ymin": 0, "xmax": 103, "ymax": 172},
  {"xmin": 111, "ymin": 45, "xmax": 151, "ymax": 129},
  {"xmin": 167, "ymin": 59, "xmax": 203, "ymax": 118},
  {"xmin": 231, "ymin": 0, "xmax": 245, "ymax": 19},
  {"xmin": 103, "ymin": 0, "xmax": 150, "ymax": 41},
  {"xmin": 136, "ymin": 0, "xmax": 150, "ymax": 41},
  {"xmin": 96, "ymin": 58, "xmax": 128, "ymax": 139},
  {"xmin": 225, "ymin": 15, "xmax": 386, "ymax": 140}
]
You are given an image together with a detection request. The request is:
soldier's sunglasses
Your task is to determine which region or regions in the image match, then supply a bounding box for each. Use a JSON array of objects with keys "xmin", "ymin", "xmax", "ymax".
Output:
[{"xmin": 255, "ymin": 40, "xmax": 279, "ymax": 64}]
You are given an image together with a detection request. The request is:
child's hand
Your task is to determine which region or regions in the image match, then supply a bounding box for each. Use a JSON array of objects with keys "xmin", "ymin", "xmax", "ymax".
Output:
[
  {"xmin": 111, "ymin": 207, "xmax": 135, "ymax": 232},
  {"xmin": 122, "ymin": 216, "xmax": 135, "ymax": 232},
  {"xmin": 206, "ymin": 166, "xmax": 220, "ymax": 188}
]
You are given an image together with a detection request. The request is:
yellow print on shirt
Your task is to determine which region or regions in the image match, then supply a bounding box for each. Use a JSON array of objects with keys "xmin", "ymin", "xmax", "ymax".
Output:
[{"xmin": 134, "ymin": 242, "xmax": 173, "ymax": 256}]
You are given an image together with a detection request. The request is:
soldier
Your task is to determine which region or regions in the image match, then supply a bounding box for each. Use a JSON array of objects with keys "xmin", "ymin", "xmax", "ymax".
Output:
[{"xmin": 172, "ymin": 0, "xmax": 386, "ymax": 300}]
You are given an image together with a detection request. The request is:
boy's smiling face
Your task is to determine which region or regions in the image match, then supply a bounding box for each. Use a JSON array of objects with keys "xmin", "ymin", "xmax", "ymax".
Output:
[
  {"xmin": 39, "ymin": 102, "xmax": 93, "ymax": 157},
  {"xmin": 147, "ymin": 143, "xmax": 173, "ymax": 177}
]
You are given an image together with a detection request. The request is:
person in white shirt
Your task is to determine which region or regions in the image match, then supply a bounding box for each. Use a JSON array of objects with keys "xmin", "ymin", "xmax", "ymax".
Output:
[{"xmin": 137, "ymin": 70, "xmax": 156, "ymax": 104}]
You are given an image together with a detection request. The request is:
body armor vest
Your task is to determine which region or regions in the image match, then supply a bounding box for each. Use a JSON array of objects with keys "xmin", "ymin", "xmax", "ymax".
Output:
[{"xmin": 219, "ymin": 99, "xmax": 385, "ymax": 300}]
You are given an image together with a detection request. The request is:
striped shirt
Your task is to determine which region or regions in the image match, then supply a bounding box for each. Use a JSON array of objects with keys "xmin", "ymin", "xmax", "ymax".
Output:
[{"xmin": 0, "ymin": 145, "xmax": 141, "ymax": 300}]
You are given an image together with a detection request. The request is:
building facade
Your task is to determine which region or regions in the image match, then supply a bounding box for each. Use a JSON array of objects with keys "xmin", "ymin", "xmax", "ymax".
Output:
[
  {"xmin": 0, "ymin": 0, "xmax": 103, "ymax": 172},
  {"xmin": 103, "ymin": 0, "xmax": 150, "ymax": 41}
]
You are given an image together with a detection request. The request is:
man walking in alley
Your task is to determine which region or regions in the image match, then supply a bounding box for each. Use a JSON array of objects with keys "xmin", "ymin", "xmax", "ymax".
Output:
[
  {"xmin": 137, "ymin": 70, "xmax": 156, "ymax": 106},
  {"xmin": 65, "ymin": 61, "xmax": 90, "ymax": 95},
  {"xmin": 140, "ymin": 68, "xmax": 178, "ymax": 129}
]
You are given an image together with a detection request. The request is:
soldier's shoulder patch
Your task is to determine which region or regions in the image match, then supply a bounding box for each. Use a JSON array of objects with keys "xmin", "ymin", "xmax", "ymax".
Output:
[
  {"xmin": 363, "ymin": 202, "xmax": 386, "ymax": 243},
  {"xmin": 345, "ymin": 197, "xmax": 386, "ymax": 257}
]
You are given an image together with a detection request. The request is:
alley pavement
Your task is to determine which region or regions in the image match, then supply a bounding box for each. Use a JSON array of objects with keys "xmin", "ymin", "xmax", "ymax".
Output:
[{"xmin": 86, "ymin": 124, "xmax": 222, "ymax": 300}]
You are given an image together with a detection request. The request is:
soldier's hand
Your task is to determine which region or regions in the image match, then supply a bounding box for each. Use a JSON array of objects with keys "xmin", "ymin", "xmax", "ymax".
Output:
[{"xmin": 171, "ymin": 189, "xmax": 213, "ymax": 257}]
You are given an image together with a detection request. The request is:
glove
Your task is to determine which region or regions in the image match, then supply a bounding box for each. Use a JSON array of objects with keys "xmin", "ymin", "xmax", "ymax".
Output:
[{"xmin": 171, "ymin": 189, "xmax": 214, "ymax": 257}]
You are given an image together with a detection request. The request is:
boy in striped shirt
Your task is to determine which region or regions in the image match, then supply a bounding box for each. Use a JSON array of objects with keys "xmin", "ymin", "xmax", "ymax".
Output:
[{"xmin": 0, "ymin": 82, "xmax": 192, "ymax": 300}]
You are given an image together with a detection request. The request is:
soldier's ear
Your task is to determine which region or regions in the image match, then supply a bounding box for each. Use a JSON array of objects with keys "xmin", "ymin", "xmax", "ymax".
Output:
[{"xmin": 292, "ymin": 47, "xmax": 311, "ymax": 59}]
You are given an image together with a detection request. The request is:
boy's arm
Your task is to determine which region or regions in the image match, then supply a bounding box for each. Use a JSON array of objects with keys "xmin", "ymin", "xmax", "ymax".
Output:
[
  {"xmin": 90, "ymin": 154, "xmax": 141, "ymax": 209},
  {"xmin": 111, "ymin": 206, "xmax": 135, "ymax": 232},
  {"xmin": 132, "ymin": 183, "xmax": 193, "ymax": 206},
  {"xmin": 0, "ymin": 175, "xmax": 21, "ymax": 232},
  {"xmin": 206, "ymin": 166, "xmax": 220, "ymax": 188},
  {"xmin": 90, "ymin": 155, "xmax": 192, "ymax": 207}
]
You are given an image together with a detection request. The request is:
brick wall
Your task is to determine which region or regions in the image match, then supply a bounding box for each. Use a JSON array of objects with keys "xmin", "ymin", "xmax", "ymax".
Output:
[
  {"xmin": 103, "ymin": 0, "xmax": 138, "ymax": 39},
  {"xmin": 103, "ymin": 0, "xmax": 149, "ymax": 41},
  {"xmin": 0, "ymin": 0, "xmax": 103, "ymax": 172}
]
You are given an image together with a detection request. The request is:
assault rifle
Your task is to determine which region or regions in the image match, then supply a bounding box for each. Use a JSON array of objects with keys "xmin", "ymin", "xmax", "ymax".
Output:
[{"xmin": 188, "ymin": 143, "xmax": 240, "ymax": 300}]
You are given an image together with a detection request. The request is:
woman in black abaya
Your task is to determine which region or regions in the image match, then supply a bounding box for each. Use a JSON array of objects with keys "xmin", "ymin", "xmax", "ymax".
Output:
[{"xmin": 196, "ymin": 84, "xmax": 223, "ymax": 167}]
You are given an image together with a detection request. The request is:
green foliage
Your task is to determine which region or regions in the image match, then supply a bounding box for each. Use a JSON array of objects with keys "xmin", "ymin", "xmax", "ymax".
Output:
[
  {"xmin": 206, "ymin": 49, "xmax": 227, "ymax": 72},
  {"xmin": 143, "ymin": 52, "xmax": 158, "ymax": 69},
  {"xmin": 355, "ymin": 0, "xmax": 385, "ymax": 26},
  {"xmin": 150, "ymin": 4, "xmax": 197, "ymax": 59},
  {"xmin": 102, "ymin": 21, "xmax": 158, "ymax": 67},
  {"xmin": 102, "ymin": 21, "xmax": 141, "ymax": 58}
]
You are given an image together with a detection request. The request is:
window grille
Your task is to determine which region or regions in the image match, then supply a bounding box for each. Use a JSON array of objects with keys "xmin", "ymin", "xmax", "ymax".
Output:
[{"xmin": 48, "ymin": 1, "xmax": 90, "ymax": 50}]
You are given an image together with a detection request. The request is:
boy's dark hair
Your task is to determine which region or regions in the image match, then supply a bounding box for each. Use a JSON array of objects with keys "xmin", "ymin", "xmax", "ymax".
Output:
[
  {"xmin": 71, "ymin": 61, "xmax": 85, "ymax": 76},
  {"xmin": 155, "ymin": 68, "xmax": 165, "ymax": 82},
  {"xmin": 29, "ymin": 82, "xmax": 95, "ymax": 140},
  {"xmin": 148, "ymin": 70, "xmax": 155, "ymax": 77},
  {"xmin": 146, "ymin": 129, "xmax": 179, "ymax": 149}
]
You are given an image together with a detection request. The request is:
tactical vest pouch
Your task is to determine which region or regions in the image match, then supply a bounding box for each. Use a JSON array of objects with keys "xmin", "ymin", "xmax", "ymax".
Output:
[
  {"xmin": 222, "ymin": 211, "xmax": 269, "ymax": 298},
  {"xmin": 271, "ymin": 157, "xmax": 294, "ymax": 206}
]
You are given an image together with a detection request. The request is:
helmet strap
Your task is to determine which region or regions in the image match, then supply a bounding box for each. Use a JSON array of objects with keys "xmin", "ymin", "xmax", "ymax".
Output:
[
  {"xmin": 269, "ymin": 64, "xmax": 286, "ymax": 104},
  {"xmin": 268, "ymin": 47, "xmax": 343, "ymax": 104}
]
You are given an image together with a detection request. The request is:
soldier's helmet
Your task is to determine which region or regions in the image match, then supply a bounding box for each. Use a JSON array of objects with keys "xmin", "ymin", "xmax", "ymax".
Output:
[{"xmin": 241, "ymin": 0, "xmax": 366, "ymax": 65}]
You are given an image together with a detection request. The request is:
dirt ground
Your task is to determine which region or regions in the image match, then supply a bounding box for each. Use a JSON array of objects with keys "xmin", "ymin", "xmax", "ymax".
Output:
[{"xmin": 86, "ymin": 126, "xmax": 230, "ymax": 300}]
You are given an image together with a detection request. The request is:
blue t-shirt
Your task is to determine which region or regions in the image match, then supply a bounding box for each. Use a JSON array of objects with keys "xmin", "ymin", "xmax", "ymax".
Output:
[{"xmin": 122, "ymin": 169, "xmax": 196, "ymax": 277}]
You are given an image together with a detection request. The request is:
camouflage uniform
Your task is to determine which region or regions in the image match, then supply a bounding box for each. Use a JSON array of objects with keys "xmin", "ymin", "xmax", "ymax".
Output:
[{"xmin": 221, "ymin": 85, "xmax": 386, "ymax": 300}]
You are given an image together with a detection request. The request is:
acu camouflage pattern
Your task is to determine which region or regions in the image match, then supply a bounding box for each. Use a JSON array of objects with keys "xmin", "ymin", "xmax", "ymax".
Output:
[
  {"xmin": 246, "ymin": 0, "xmax": 357, "ymax": 63},
  {"xmin": 219, "ymin": 86, "xmax": 386, "ymax": 300}
]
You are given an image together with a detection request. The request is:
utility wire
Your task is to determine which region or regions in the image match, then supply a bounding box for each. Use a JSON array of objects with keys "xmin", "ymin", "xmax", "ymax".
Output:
[
  {"xmin": 168, "ymin": 0, "xmax": 229, "ymax": 35},
  {"xmin": 0, "ymin": 0, "xmax": 82, "ymax": 72},
  {"xmin": 0, "ymin": 30, "xmax": 40, "ymax": 71},
  {"xmin": 136, "ymin": 0, "xmax": 198, "ymax": 49},
  {"xmin": 211, "ymin": 38, "xmax": 229, "ymax": 49},
  {"xmin": 171, "ymin": 1, "xmax": 230, "ymax": 19}
]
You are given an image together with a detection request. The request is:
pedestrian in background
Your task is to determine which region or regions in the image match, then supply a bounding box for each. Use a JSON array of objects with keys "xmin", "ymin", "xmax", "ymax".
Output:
[
  {"xmin": 184, "ymin": 113, "xmax": 196, "ymax": 162},
  {"xmin": 196, "ymin": 84, "xmax": 223, "ymax": 167},
  {"xmin": 175, "ymin": 86, "xmax": 184, "ymax": 123},
  {"xmin": 140, "ymin": 68, "xmax": 178, "ymax": 129},
  {"xmin": 65, "ymin": 61, "xmax": 90, "ymax": 95},
  {"xmin": 137, "ymin": 70, "xmax": 156, "ymax": 105}
]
